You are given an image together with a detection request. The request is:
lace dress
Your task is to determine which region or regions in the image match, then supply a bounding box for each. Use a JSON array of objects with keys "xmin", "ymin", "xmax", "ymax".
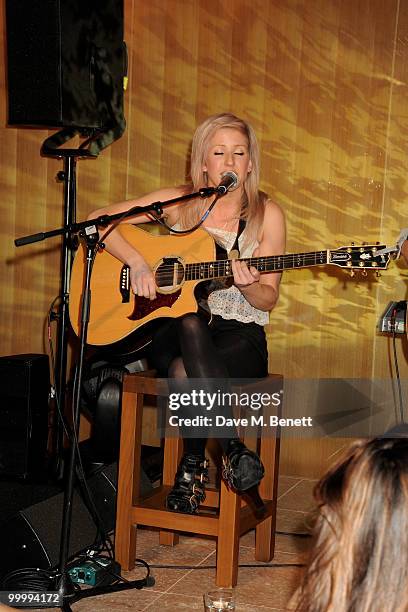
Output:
[{"xmin": 199, "ymin": 226, "xmax": 270, "ymax": 326}]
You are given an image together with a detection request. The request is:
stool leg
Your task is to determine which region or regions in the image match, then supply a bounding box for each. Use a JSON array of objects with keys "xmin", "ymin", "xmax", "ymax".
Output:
[
  {"xmin": 159, "ymin": 435, "xmax": 183, "ymax": 546},
  {"xmin": 255, "ymin": 435, "xmax": 280, "ymax": 561},
  {"xmin": 216, "ymin": 480, "xmax": 241, "ymax": 587},
  {"xmin": 115, "ymin": 384, "xmax": 143, "ymax": 570}
]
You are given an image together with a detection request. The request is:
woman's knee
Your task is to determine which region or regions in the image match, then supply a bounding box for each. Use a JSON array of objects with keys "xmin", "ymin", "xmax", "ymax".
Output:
[
  {"xmin": 178, "ymin": 313, "xmax": 207, "ymax": 336},
  {"xmin": 168, "ymin": 356, "xmax": 187, "ymax": 379}
]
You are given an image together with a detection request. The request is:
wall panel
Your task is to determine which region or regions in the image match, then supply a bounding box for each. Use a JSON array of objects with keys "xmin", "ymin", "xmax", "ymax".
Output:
[{"xmin": 1, "ymin": 0, "xmax": 408, "ymax": 476}]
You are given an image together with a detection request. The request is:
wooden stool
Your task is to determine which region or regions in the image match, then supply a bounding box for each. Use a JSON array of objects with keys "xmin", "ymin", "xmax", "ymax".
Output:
[{"xmin": 115, "ymin": 373, "xmax": 282, "ymax": 587}]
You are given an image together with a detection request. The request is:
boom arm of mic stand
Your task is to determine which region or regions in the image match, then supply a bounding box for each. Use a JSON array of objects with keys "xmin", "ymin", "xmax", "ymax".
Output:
[
  {"xmin": 14, "ymin": 187, "xmax": 217, "ymax": 247},
  {"xmin": 91, "ymin": 186, "xmax": 217, "ymax": 226}
]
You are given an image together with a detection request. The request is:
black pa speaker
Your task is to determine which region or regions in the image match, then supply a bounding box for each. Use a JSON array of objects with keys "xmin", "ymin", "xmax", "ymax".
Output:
[
  {"xmin": 0, "ymin": 354, "xmax": 50, "ymax": 479},
  {"xmin": 5, "ymin": 0, "xmax": 125, "ymax": 129},
  {"xmin": 0, "ymin": 463, "xmax": 118, "ymax": 581},
  {"xmin": 0, "ymin": 462, "xmax": 153, "ymax": 581}
]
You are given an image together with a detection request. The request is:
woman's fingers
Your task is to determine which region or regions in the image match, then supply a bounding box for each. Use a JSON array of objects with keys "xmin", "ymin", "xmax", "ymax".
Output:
[
  {"xmin": 232, "ymin": 259, "xmax": 260, "ymax": 287},
  {"xmin": 130, "ymin": 264, "xmax": 157, "ymax": 299}
]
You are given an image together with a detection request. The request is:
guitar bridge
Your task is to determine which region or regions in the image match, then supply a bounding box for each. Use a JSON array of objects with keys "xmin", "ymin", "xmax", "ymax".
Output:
[{"xmin": 120, "ymin": 265, "xmax": 130, "ymax": 303}]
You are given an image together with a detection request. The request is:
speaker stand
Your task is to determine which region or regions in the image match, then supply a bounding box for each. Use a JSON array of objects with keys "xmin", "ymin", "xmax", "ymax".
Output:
[{"xmin": 41, "ymin": 131, "xmax": 96, "ymax": 481}]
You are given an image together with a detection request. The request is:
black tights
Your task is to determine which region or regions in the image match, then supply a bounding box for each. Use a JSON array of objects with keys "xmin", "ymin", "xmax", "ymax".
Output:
[{"xmin": 150, "ymin": 313, "xmax": 268, "ymax": 457}]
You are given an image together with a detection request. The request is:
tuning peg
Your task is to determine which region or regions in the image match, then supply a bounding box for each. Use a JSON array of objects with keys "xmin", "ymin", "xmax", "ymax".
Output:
[
  {"xmin": 349, "ymin": 270, "xmax": 355, "ymax": 277},
  {"xmin": 361, "ymin": 269, "xmax": 367, "ymax": 277},
  {"xmin": 376, "ymin": 271, "xmax": 381, "ymax": 278},
  {"xmin": 351, "ymin": 242, "xmax": 355, "ymax": 246}
]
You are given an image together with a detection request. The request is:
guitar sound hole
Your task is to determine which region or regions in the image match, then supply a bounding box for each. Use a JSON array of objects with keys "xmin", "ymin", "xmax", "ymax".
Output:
[{"xmin": 155, "ymin": 257, "xmax": 185, "ymax": 290}]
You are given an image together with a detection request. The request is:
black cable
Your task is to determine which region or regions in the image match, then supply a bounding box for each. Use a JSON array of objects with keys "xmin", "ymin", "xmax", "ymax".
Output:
[
  {"xmin": 47, "ymin": 306, "xmax": 117, "ymax": 562},
  {"xmin": 96, "ymin": 191, "xmax": 221, "ymax": 252},
  {"xmin": 147, "ymin": 563, "xmax": 305, "ymax": 570},
  {"xmin": 47, "ymin": 296, "xmax": 73, "ymax": 443},
  {"xmin": 0, "ymin": 568, "xmax": 81, "ymax": 593},
  {"xmin": 391, "ymin": 307, "xmax": 405, "ymax": 423},
  {"xmin": 149, "ymin": 193, "xmax": 222, "ymax": 234},
  {"xmin": 75, "ymin": 467, "xmax": 115, "ymax": 560},
  {"xmin": 105, "ymin": 558, "xmax": 150, "ymax": 585},
  {"xmin": 70, "ymin": 357, "xmax": 116, "ymax": 561},
  {"xmin": 276, "ymin": 530, "xmax": 311, "ymax": 538},
  {"xmin": 48, "ymin": 298, "xmax": 117, "ymax": 560}
]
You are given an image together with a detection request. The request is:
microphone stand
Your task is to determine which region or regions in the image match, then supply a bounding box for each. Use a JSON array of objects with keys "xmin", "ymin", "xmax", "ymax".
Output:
[{"xmin": 14, "ymin": 186, "xmax": 216, "ymax": 610}]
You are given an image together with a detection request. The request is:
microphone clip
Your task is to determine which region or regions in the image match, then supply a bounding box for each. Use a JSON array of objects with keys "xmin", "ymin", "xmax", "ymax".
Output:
[{"xmin": 198, "ymin": 187, "xmax": 217, "ymax": 198}]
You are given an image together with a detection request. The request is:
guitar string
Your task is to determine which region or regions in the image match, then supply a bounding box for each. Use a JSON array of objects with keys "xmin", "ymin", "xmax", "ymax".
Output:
[
  {"xmin": 151, "ymin": 250, "xmax": 383, "ymax": 282},
  {"xmin": 154, "ymin": 252, "xmax": 326, "ymax": 277},
  {"xmin": 154, "ymin": 260, "xmax": 381, "ymax": 276},
  {"xmin": 153, "ymin": 254, "xmax": 326, "ymax": 282}
]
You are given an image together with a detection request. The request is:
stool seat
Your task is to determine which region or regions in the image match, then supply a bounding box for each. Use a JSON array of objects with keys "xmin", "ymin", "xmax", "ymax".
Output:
[{"xmin": 115, "ymin": 373, "xmax": 282, "ymax": 587}]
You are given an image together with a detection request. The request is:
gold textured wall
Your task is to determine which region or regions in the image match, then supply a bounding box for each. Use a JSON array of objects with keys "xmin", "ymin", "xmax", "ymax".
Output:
[{"xmin": 1, "ymin": 0, "xmax": 408, "ymax": 476}]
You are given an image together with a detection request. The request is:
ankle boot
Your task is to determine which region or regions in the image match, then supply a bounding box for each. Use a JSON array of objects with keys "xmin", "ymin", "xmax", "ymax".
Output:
[
  {"xmin": 166, "ymin": 454, "xmax": 209, "ymax": 514},
  {"xmin": 222, "ymin": 439, "xmax": 266, "ymax": 517}
]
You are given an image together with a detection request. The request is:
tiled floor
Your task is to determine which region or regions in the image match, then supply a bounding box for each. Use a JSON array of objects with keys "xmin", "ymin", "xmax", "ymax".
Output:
[{"xmin": 49, "ymin": 476, "xmax": 316, "ymax": 611}]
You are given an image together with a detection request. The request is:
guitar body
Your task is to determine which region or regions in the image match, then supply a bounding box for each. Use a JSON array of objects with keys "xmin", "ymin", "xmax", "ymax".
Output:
[{"xmin": 69, "ymin": 225, "xmax": 215, "ymax": 345}]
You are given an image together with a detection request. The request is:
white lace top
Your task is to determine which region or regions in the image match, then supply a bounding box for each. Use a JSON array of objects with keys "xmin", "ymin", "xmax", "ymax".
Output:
[{"xmin": 196, "ymin": 225, "xmax": 270, "ymax": 326}]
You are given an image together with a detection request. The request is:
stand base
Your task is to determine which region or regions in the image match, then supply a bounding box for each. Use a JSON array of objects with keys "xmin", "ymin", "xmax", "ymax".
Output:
[{"xmin": 60, "ymin": 576, "xmax": 155, "ymax": 611}]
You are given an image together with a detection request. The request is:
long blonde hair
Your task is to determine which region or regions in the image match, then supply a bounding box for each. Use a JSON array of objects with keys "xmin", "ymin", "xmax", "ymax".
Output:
[
  {"xmin": 295, "ymin": 435, "xmax": 408, "ymax": 612},
  {"xmin": 177, "ymin": 113, "xmax": 267, "ymax": 246}
]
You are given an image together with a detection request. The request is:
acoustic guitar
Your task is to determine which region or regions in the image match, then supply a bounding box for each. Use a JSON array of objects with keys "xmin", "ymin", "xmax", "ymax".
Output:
[{"xmin": 69, "ymin": 225, "xmax": 391, "ymax": 346}]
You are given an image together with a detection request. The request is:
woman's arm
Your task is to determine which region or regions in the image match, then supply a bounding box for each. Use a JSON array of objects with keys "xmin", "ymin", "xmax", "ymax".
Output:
[
  {"xmin": 401, "ymin": 239, "xmax": 408, "ymax": 265},
  {"xmin": 232, "ymin": 200, "xmax": 286, "ymax": 312},
  {"xmin": 88, "ymin": 187, "xmax": 183, "ymax": 299}
]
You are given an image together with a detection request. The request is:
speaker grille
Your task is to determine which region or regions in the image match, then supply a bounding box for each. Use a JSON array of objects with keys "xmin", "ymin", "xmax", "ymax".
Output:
[
  {"xmin": 6, "ymin": 0, "xmax": 124, "ymax": 129},
  {"xmin": 0, "ymin": 464, "xmax": 119, "ymax": 580},
  {"xmin": 0, "ymin": 354, "xmax": 50, "ymax": 477}
]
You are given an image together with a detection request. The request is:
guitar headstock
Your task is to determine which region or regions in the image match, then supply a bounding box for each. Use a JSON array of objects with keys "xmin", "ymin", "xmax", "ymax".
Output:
[{"xmin": 329, "ymin": 244, "xmax": 390, "ymax": 272}]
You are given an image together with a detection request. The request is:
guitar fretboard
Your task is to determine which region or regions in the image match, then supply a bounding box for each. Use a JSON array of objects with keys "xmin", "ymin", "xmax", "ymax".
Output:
[{"xmin": 185, "ymin": 250, "xmax": 328, "ymax": 281}]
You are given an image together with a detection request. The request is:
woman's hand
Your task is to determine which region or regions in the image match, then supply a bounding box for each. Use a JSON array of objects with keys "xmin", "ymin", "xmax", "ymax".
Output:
[
  {"xmin": 228, "ymin": 200, "xmax": 285, "ymax": 312},
  {"xmin": 401, "ymin": 239, "xmax": 408, "ymax": 265},
  {"xmin": 231, "ymin": 258, "xmax": 260, "ymax": 290},
  {"xmin": 129, "ymin": 259, "xmax": 157, "ymax": 300}
]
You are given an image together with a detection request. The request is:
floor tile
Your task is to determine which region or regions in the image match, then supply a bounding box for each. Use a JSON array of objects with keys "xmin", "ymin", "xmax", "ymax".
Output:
[
  {"xmin": 277, "ymin": 475, "xmax": 302, "ymax": 499},
  {"xmin": 239, "ymin": 529, "xmax": 310, "ymax": 562},
  {"xmin": 276, "ymin": 507, "xmax": 315, "ymax": 534},
  {"xmin": 23, "ymin": 474, "xmax": 311, "ymax": 612},
  {"xmin": 133, "ymin": 536, "xmax": 216, "ymax": 593},
  {"xmin": 143, "ymin": 592, "xmax": 204, "ymax": 610},
  {"xmin": 277, "ymin": 479, "xmax": 318, "ymax": 512},
  {"xmin": 71, "ymin": 589, "xmax": 161, "ymax": 611},
  {"xmin": 165, "ymin": 548, "xmax": 303, "ymax": 609}
]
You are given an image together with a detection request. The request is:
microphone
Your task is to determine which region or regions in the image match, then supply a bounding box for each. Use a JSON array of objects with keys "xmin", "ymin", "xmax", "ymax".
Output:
[{"xmin": 216, "ymin": 171, "xmax": 238, "ymax": 195}]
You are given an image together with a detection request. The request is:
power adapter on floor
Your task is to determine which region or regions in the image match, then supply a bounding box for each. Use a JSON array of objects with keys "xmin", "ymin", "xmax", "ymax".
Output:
[
  {"xmin": 68, "ymin": 557, "xmax": 121, "ymax": 586},
  {"xmin": 379, "ymin": 300, "xmax": 407, "ymax": 334}
]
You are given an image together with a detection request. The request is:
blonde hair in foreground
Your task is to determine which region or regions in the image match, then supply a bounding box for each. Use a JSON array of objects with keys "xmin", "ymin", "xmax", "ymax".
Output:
[
  {"xmin": 177, "ymin": 113, "xmax": 267, "ymax": 247},
  {"xmin": 295, "ymin": 435, "xmax": 408, "ymax": 612}
]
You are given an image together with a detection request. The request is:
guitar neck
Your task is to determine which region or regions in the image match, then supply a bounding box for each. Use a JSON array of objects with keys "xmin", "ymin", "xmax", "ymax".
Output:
[{"xmin": 185, "ymin": 250, "xmax": 329, "ymax": 280}]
